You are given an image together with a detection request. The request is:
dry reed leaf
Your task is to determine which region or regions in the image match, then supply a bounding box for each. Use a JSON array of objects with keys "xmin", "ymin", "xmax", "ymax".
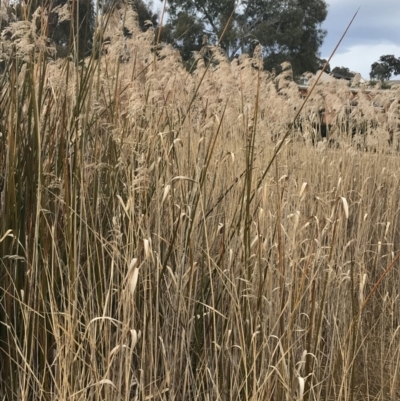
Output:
[
  {"xmin": 299, "ymin": 182, "xmax": 308, "ymax": 200},
  {"xmin": 88, "ymin": 316, "xmax": 122, "ymax": 327},
  {"xmin": 220, "ymin": 151, "xmax": 235, "ymax": 164},
  {"xmin": 294, "ymin": 209, "xmax": 301, "ymax": 224},
  {"xmin": 173, "ymin": 138, "xmax": 183, "ymax": 146},
  {"xmin": 339, "ymin": 196, "xmax": 349, "ymax": 219},
  {"xmin": 170, "ymin": 176, "xmax": 197, "ymax": 183},
  {"xmin": 195, "ymin": 301, "xmax": 228, "ymax": 320},
  {"xmin": 166, "ymin": 266, "xmax": 177, "ymax": 288},
  {"xmin": 213, "ymin": 113, "xmax": 220, "ymax": 125},
  {"xmin": 343, "ymin": 239, "xmax": 355, "ymax": 253},
  {"xmin": 95, "ymin": 379, "xmax": 117, "ymax": 389},
  {"xmin": 143, "ymin": 238, "xmax": 151, "ymax": 258},
  {"xmin": 297, "ymin": 350, "xmax": 307, "ymax": 375},
  {"xmin": 359, "ymin": 273, "xmax": 367, "ymax": 306},
  {"xmin": 0, "ymin": 229, "xmax": 13, "ymax": 243},
  {"xmin": 129, "ymin": 268, "xmax": 139, "ymax": 295},
  {"xmin": 109, "ymin": 344, "xmax": 123, "ymax": 358},
  {"xmin": 297, "ymin": 376, "xmax": 305, "ymax": 400},
  {"xmin": 225, "ymin": 329, "xmax": 232, "ymax": 350},
  {"xmin": 162, "ymin": 184, "xmax": 171, "ymax": 204},
  {"xmin": 159, "ymin": 336, "xmax": 171, "ymax": 388},
  {"xmin": 144, "ymin": 388, "xmax": 170, "ymax": 400},
  {"xmin": 337, "ymin": 177, "xmax": 342, "ymax": 190},
  {"xmin": 274, "ymin": 139, "xmax": 285, "ymax": 151},
  {"xmin": 126, "ymin": 258, "xmax": 139, "ymax": 295},
  {"xmin": 250, "ymin": 235, "xmax": 259, "ymax": 249},
  {"xmin": 131, "ymin": 329, "xmax": 141, "ymax": 349},
  {"xmin": 385, "ymin": 222, "xmax": 391, "ymax": 239},
  {"xmin": 341, "ymin": 270, "xmax": 350, "ymax": 284},
  {"xmin": 71, "ymin": 379, "xmax": 117, "ymax": 397}
]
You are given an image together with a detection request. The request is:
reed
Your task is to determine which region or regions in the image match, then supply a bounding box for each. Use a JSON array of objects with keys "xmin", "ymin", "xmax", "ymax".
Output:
[{"xmin": 1, "ymin": 2, "xmax": 400, "ymax": 400}]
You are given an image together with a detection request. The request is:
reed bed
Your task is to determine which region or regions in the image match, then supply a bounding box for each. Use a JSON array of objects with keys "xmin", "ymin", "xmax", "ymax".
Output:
[{"xmin": 1, "ymin": 2, "xmax": 400, "ymax": 400}]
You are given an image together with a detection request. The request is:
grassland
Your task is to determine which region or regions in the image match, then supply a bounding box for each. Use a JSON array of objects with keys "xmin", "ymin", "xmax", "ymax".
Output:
[{"xmin": 1, "ymin": 2, "xmax": 400, "ymax": 400}]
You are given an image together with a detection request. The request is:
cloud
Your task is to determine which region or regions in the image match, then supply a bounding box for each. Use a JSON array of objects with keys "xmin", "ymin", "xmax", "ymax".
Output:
[
  {"xmin": 322, "ymin": 43, "xmax": 400, "ymax": 79},
  {"xmin": 320, "ymin": 0, "xmax": 400, "ymax": 78}
]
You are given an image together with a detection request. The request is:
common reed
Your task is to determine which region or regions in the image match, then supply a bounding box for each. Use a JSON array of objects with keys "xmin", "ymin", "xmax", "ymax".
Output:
[{"xmin": 1, "ymin": 2, "xmax": 400, "ymax": 400}]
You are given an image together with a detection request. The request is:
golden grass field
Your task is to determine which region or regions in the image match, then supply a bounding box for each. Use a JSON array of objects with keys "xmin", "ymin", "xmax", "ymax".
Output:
[{"xmin": 1, "ymin": 2, "xmax": 400, "ymax": 400}]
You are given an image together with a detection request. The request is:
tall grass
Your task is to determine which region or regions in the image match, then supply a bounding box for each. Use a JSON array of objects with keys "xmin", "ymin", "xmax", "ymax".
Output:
[{"xmin": 1, "ymin": 2, "xmax": 400, "ymax": 400}]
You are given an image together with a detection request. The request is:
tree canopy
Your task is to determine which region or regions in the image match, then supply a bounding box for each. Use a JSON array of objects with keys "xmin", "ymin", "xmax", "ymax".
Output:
[
  {"xmin": 331, "ymin": 66, "xmax": 355, "ymax": 80},
  {"xmin": 1, "ymin": 0, "xmax": 95, "ymax": 59},
  {"xmin": 161, "ymin": 0, "xmax": 328, "ymax": 76},
  {"xmin": 370, "ymin": 55, "xmax": 400, "ymax": 81},
  {"xmin": 132, "ymin": 0, "xmax": 158, "ymax": 31},
  {"xmin": 1, "ymin": 0, "xmax": 328, "ymax": 75}
]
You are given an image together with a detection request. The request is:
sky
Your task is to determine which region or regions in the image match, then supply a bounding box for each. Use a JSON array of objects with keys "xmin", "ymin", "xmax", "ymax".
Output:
[
  {"xmin": 151, "ymin": 0, "xmax": 400, "ymax": 80},
  {"xmin": 320, "ymin": 0, "xmax": 400, "ymax": 79}
]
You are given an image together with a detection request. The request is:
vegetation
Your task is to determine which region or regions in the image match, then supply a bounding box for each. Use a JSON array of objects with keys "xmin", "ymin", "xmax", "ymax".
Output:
[
  {"xmin": 370, "ymin": 54, "xmax": 400, "ymax": 82},
  {"xmin": 331, "ymin": 66, "xmax": 355, "ymax": 79},
  {"xmin": 1, "ymin": 1, "xmax": 400, "ymax": 401},
  {"xmin": 318, "ymin": 58, "xmax": 331, "ymax": 73},
  {"xmin": 4, "ymin": 0, "xmax": 95, "ymax": 59},
  {"xmin": 131, "ymin": 0, "xmax": 158, "ymax": 31},
  {"xmin": 1, "ymin": 0, "xmax": 327, "ymax": 75},
  {"xmin": 0, "ymin": 0, "xmax": 157, "ymax": 61},
  {"xmin": 162, "ymin": 0, "xmax": 328, "ymax": 75}
]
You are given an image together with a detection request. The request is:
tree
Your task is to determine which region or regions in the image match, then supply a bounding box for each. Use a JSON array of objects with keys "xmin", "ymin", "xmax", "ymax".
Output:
[
  {"xmin": 370, "ymin": 55, "xmax": 400, "ymax": 81},
  {"xmin": 331, "ymin": 66, "xmax": 354, "ymax": 80},
  {"xmin": 132, "ymin": 0, "xmax": 158, "ymax": 31},
  {"xmin": 161, "ymin": 12, "xmax": 205, "ymax": 63},
  {"xmin": 1, "ymin": 0, "xmax": 157, "ymax": 61},
  {"xmin": 318, "ymin": 58, "xmax": 331, "ymax": 73},
  {"xmin": 50, "ymin": 0, "xmax": 95, "ymax": 59},
  {"xmin": 6, "ymin": 0, "xmax": 95, "ymax": 59},
  {"xmin": 162, "ymin": 0, "xmax": 328, "ymax": 75},
  {"xmin": 51, "ymin": 0, "xmax": 157, "ymax": 58}
]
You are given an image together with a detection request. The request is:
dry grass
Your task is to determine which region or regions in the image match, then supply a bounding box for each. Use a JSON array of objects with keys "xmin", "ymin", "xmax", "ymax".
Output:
[{"xmin": 1, "ymin": 2, "xmax": 400, "ymax": 400}]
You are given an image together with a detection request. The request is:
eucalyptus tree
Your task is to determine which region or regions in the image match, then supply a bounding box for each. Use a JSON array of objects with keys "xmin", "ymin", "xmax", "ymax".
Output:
[
  {"xmin": 370, "ymin": 55, "xmax": 400, "ymax": 81},
  {"xmin": 162, "ymin": 0, "xmax": 328, "ymax": 75}
]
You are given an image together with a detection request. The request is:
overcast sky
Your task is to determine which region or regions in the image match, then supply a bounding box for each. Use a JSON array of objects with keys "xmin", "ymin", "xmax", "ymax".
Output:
[
  {"xmin": 151, "ymin": 1, "xmax": 400, "ymax": 80},
  {"xmin": 320, "ymin": 0, "xmax": 400, "ymax": 79}
]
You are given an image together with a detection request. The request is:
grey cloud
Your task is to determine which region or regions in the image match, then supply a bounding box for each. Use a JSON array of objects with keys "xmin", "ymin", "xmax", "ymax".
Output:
[{"xmin": 321, "ymin": 0, "xmax": 400, "ymax": 56}]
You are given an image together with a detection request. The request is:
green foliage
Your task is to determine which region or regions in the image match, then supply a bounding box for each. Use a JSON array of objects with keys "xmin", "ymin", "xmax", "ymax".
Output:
[
  {"xmin": 163, "ymin": 0, "xmax": 328, "ymax": 75},
  {"xmin": 6, "ymin": 0, "xmax": 95, "ymax": 59},
  {"xmin": 161, "ymin": 12, "xmax": 204, "ymax": 62},
  {"xmin": 0, "ymin": 0, "xmax": 157, "ymax": 61},
  {"xmin": 132, "ymin": 0, "xmax": 158, "ymax": 31},
  {"xmin": 370, "ymin": 54, "xmax": 400, "ymax": 81},
  {"xmin": 53, "ymin": 0, "xmax": 95, "ymax": 59},
  {"xmin": 381, "ymin": 81, "xmax": 392, "ymax": 90},
  {"xmin": 318, "ymin": 57, "xmax": 331, "ymax": 73},
  {"xmin": 331, "ymin": 66, "xmax": 354, "ymax": 79}
]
